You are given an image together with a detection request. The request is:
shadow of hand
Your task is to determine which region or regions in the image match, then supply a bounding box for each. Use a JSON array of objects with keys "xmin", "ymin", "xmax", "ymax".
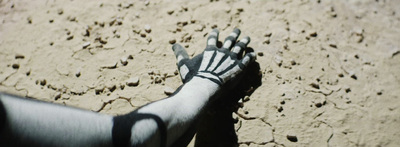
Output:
[{"xmin": 195, "ymin": 60, "xmax": 262, "ymax": 147}]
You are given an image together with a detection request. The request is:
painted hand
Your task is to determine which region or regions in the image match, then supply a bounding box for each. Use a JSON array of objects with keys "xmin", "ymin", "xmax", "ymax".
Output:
[{"xmin": 172, "ymin": 28, "xmax": 256, "ymax": 85}]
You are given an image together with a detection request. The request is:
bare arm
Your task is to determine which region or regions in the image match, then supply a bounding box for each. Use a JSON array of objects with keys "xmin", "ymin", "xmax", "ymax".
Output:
[{"xmin": 0, "ymin": 28, "xmax": 255, "ymax": 147}]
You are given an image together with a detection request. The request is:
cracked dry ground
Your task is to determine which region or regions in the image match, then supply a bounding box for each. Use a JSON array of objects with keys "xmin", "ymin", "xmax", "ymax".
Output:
[{"xmin": 1, "ymin": 0, "xmax": 400, "ymax": 146}]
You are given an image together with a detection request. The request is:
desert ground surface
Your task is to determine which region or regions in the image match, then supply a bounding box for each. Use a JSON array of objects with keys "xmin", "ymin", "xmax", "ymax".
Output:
[{"xmin": 1, "ymin": 0, "xmax": 400, "ymax": 146}]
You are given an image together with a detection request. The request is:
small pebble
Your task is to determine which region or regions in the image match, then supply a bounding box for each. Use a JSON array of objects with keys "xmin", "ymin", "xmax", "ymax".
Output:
[
  {"xmin": 310, "ymin": 83, "xmax": 320, "ymax": 89},
  {"xmin": 54, "ymin": 92, "xmax": 62, "ymax": 100},
  {"xmin": 127, "ymin": 55, "xmax": 134, "ymax": 60},
  {"xmin": 257, "ymin": 52, "xmax": 264, "ymax": 56},
  {"xmin": 57, "ymin": 9, "xmax": 64, "ymax": 15},
  {"xmin": 12, "ymin": 64, "xmax": 20, "ymax": 69},
  {"xmin": 66, "ymin": 35, "xmax": 74, "ymax": 40},
  {"xmin": 264, "ymin": 31, "xmax": 272, "ymax": 37},
  {"xmin": 15, "ymin": 54, "xmax": 25, "ymax": 59},
  {"xmin": 75, "ymin": 69, "xmax": 81, "ymax": 77},
  {"xmin": 40, "ymin": 79, "xmax": 47, "ymax": 86},
  {"xmin": 120, "ymin": 57, "xmax": 128, "ymax": 66},
  {"xmin": 140, "ymin": 33, "xmax": 146, "ymax": 38},
  {"xmin": 82, "ymin": 42, "xmax": 91, "ymax": 49},
  {"xmin": 126, "ymin": 77, "xmax": 140, "ymax": 87},
  {"xmin": 349, "ymin": 72, "xmax": 357, "ymax": 80},
  {"xmin": 167, "ymin": 10, "xmax": 174, "ymax": 15},
  {"xmin": 169, "ymin": 39, "xmax": 176, "ymax": 44},
  {"xmin": 144, "ymin": 25, "xmax": 151, "ymax": 33},
  {"xmin": 27, "ymin": 17, "xmax": 32, "ymax": 24},
  {"xmin": 287, "ymin": 134, "xmax": 298, "ymax": 142},
  {"xmin": 329, "ymin": 44, "xmax": 337, "ymax": 48},
  {"xmin": 309, "ymin": 31, "xmax": 317, "ymax": 37},
  {"xmin": 315, "ymin": 102, "xmax": 322, "ymax": 108},
  {"xmin": 290, "ymin": 59, "xmax": 296, "ymax": 65},
  {"xmin": 164, "ymin": 86, "xmax": 175, "ymax": 95},
  {"xmin": 274, "ymin": 55, "xmax": 283, "ymax": 67}
]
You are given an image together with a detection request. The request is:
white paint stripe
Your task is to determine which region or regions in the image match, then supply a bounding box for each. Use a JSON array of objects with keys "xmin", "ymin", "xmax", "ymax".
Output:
[
  {"xmin": 207, "ymin": 52, "xmax": 224, "ymax": 71},
  {"xmin": 197, "ymin": 72, "xmax": 220, "ymax": 82},
  {"xmin": 199, "ymin": 51, "xmax": 214, "ymax": 71},
  {"xmin": 207, "ymin": 38, "xmax": 216, "ymax": 46},
  {"xmin": 214, "ymin": 57, "xmax": 234, "ymax": 73},
  {"xmin": 232, "ymin": 46, "xmax": 241, "ymax": 54},
  {"xmin": 210, "ymin": 31, "xmax": 218, "ymax": 36},
  {"xmin": 241, "ymin": 55, "xmax": 250, "ymax": 65},
  {"xmin": 229, "ymin": 32, "xmax": 238, "ymax": 38},
  {"xmin": 177, "ymin": 55, "xmax": 184, "ymax": 64},
  {"xmin": 220, "ymin": 65, "xmax": 242, "ymax": 82},
  {"xmin": 179, "ymin": 65, "xmax": 189, "ymax": 80},
  {"xmin": 223, "ymin": 40, "xmax": 232, "ymax": 49},
  {"xmin": 241, "ymin": 38, "xmax": 249, "ymax": 44}
]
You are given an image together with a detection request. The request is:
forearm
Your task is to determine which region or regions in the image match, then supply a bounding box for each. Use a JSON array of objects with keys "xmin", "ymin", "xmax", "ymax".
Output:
[
  {"xmin": 0, "ymin": 93, "xmax": 114, "ymax": 147},
  {"xmin": 126, "ymin": 77, "xmax": 220, "ymax": 146}
]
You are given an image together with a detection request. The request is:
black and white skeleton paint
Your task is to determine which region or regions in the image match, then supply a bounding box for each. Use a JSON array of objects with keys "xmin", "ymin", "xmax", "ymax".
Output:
[{"xmin": 0, "ymin": 28, "xmax": 255, "ymax": 147}]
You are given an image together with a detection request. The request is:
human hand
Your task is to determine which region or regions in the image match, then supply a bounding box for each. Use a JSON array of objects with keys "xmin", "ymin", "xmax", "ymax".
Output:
[{"xmin": 172, "ymin": 28, "xmax": 256, "ymax": 85}]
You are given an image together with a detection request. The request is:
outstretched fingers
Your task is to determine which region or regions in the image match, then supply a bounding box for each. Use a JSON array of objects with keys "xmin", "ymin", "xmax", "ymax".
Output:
[
  {"xmin": 172, "ymin": 44, "xmax": 189, "ymax": 66},
  {"xmin": 222, "ymin": 28, "xmax": 241, "ymax": 50},
  {"xmin": 232, "ymin": 36, "xmax": 251, "ymax": 58},
  {"xmin": 207, "ymin": 29, "xmax": 219, "ymax": 47}
]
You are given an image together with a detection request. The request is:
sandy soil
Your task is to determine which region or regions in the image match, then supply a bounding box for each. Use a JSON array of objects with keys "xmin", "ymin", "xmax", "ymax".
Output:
[{"xmin": 1, "ymin": 0, "xmax": 400, "ymax": 146}]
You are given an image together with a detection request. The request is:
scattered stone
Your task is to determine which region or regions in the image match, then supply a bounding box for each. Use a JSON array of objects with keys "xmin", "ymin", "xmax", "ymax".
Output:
[
  {"xmin": 315, "ymin": 102, "xmax": 323, "ymax": 108},
  {"xmin": 120, "ymin": 57, "xmax": 128, "ymax": 66},
  {"xmin": 40, "ymin": 79, "xmax": 47, "ymax": 86},
  {"xmin": 349, "ymin": 72, "xmax": 357, "ymax": 80},
  {"xmin": 95, "ymin": 87, "xmax": 104, "ymax": 95},
  {"xmin": 154, "ymin": 77, "xmax": 162, "ymax": 83},
  {"xmin": 164, "ymin": 86, "xmax": 175, "ymax": 95},
  {"xmin": 290, "ymin": 59, "xmax": 296, "ymax": 65},
  {"xmin": 66, "ymin": 35, "xmax": 74, "ymax": 40},
  {"xmin": 167, "ymin": 10, "xmax": 174, "ymax": 15},
  {"xmin": 274, "ymin": 55, "xmax": 283, "ymax": 67},
  {"xmin": 126, "ymin": 77, "xmax": 140, "ymax": 87},
  {"xmin": 57, "ymin": 9, "xmax": 64, "ymax": 15},
  {"xmin": 345, "ymin": 88, "xmax": 351, "ymax": 93},
  {"xmin": 140, "ymin": 33, "xmax": 146, "ymax": 38},
  {"xmin": 169, "ymin": 39, "xmax": 176, "ymax": 44},
  {"xmin": 27, "ymin": 17, "xmax": 32, "ymax": 24},
  {"xmin": 277, "ymin": 106, "xmax": 283, "ymax": 112},
  {"xmin": 54, "ymin": 92, "xmax": 62, "ymax": 100},
  {"xmin": 287, "ymin": 134, "xmax": 298, "ymax": 142},
  {"xmin": 15, "ymin": 54, "xmax": 25, "ymax": 59},
  {"xmin": 310, "ymin": 83, "xmax": 320, "ymax": 89},
  {"xmin": 309, "ymin": 31, "xmax": 317, "ymax": 37},
  {"xmin": 144, "ymin": 0, "xmax": 150, "ymax": 6},
  {"xmin": 49, "ymin": 19, "xmax": 54, "ymax": 23},
  {"xmin": 377, "ymin": 91, "xmax": 383, "ymax": 95},
  {"xmin": 144, "ymin": 25, "xmax": 151, "ymax": 33},
  {"xmin": 127, "ymin": 55, "xmax": 133, "ymax": 60},
  {"xmin": 264, "ymin": 31, "xmax": 272, "ymax": 37},
  {"xmin": 329, "ymin": 43, "xmax": 337, "ymax": 48},
  {"xmin": 75, "ymin": 69, "xmax": 81, "ymax": 77},
  {"xmin": 257, "ymin": 52, "xmax": 264, "ymax": 56},
  {"xmin": 12, "ymin": 64, "xmax": 20, "ymax": 69},
  {"xmin": 82, "ymin": 42, "xmax": 91, "ymax": 49}
]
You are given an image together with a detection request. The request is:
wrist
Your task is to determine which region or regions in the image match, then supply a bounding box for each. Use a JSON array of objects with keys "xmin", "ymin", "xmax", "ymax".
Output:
[
  {"xmin": 195, "ymin": 72, "xmax": 223, "ymax": 86},
  {"xmin": 177, "ymin": 77, "xmax": 220, "ymax": 100}
]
